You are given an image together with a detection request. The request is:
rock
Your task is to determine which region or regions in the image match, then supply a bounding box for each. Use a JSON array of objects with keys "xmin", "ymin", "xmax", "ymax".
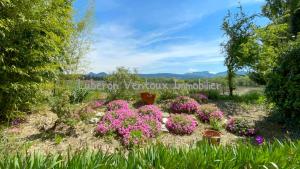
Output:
[
  {"xmin": 89, "ymin": 118, "xmax": 99, "ymax": 124},
  {"xmin": 162, "ymin": 113, "xmax": 170, "ymax": 118},
  {"xmin": 161, "ymin": 124, "xmax": 169, "ymax": 132},
  {"xmin": 95, "ymin": 112, "xmax": 105, "ymax": 117},
  {"xmin": 162, "ymin": 117, "xmax": 168, "ymax": 124}
]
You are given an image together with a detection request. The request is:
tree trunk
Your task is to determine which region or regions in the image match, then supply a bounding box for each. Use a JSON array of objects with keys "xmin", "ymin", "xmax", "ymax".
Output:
[{"xmin": 227, "ymin": 69, "xmax": 234, "ymax": 97}]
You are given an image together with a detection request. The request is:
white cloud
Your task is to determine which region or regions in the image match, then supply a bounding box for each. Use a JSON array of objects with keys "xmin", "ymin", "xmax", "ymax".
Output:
[
  {"xmin": 80, "ymin": 0, "xmax": 263, "ymax": 73},
  {"xmin": 85, "ymin": 23, "xmax": 224, "ymax": 73}
]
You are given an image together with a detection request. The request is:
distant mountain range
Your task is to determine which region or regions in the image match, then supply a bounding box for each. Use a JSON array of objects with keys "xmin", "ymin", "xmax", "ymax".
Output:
[{"xmin": 86, "ymin": 71, "xmax": 247, "ymax": 79}]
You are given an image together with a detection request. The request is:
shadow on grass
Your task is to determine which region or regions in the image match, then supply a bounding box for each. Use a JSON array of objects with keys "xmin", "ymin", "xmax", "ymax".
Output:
[
  {"xmin": 254, "ymin": 115, "xmax": 300, "ymax": 142},
  {"xmin": 25, "ymin": 123, "xmax": 78, "ymax": 141}
]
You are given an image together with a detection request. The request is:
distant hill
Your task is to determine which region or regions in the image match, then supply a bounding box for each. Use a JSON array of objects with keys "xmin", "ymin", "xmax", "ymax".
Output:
[{"xmin": 85, "ymin": 71, "xmax": 247, "ymax": 79}]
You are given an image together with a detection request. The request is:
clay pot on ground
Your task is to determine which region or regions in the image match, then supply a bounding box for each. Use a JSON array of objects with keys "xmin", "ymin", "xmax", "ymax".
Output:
[
  {"xmin": 202, "ymin": 129, "xmax": 222, "ymax": 145},
  {"xmin": 140, "ymin": 92, "xmax": 156, "ymax": 105}
]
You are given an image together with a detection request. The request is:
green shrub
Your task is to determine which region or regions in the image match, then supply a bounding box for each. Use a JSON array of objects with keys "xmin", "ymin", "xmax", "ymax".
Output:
[
  {"xmin": 157, "ymin": 89, "xmax": 189, "ymax": 102},
  {"xmin": 69, "ymin": 88, "xmax": 89, "ymax": 104},
  {"xmin": 200, "ymin": 90, "xmax": 222, "ymax": 100},
  {"xmin": 104, "ymin": 67, "xmax": 142, "ymax": 101},
  {"xmin": 50, "ymin": 89, "xmax": 72, "ymax": 120},
  {"xmin": 265, "ymin": 44, "xmax": 300, "ymax": 119}
]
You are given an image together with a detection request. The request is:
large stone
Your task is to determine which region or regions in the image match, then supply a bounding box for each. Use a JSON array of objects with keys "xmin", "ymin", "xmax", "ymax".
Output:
[
  {"xmin": 162, "ymin": 117, "xmax": 168, "ymax": 124},
  {"xmin": 89, "ymin": 117, "xmax": 100, "ymax": 124},
  {"xmin": 161, "ymin": 124, "xmax": 169, "ymax": 132},
  {"xmin": 95, "ymin": 112, "xmax": 105, "ymax": 117}
]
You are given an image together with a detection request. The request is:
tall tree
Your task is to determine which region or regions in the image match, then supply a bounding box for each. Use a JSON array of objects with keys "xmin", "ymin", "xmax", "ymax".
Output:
[
  {"xmin": 241, "ymin": 0, "xmax": 300, "ymax": 84},
  {"xmin": 64, "ymin": 0, "xmax": 95, "ymax": 75},
  {"xmin": 0, "ymin": 0, "xmax": 74, "ymax": 120},
  {"xmin": 221, "ymin": 6, "xmax": 256, "ymax": 96}
]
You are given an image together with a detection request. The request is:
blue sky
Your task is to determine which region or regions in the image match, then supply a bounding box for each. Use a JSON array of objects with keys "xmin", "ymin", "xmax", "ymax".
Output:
[{"xmin": 73, "ymin": 0, "xmax": 268, "ymax": 74}]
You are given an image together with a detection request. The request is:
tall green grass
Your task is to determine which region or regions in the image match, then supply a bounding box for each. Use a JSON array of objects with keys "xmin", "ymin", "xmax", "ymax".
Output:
[{"xmin": 1, "ymin": 140, "xmax": 299, "ymax": 169}]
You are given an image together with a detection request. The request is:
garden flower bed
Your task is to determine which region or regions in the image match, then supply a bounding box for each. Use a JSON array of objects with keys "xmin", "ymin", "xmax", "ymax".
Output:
[{"xmin": 0, "ymin": 96, "xmax": 289, "ymax": 155}]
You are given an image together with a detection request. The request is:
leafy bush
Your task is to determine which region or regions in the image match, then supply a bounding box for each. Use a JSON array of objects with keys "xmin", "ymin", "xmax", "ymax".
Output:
[
  {"xmin": 106, "ymin": 100, "xmax": 129, "ymax": 111},
  {"xmin": 69, "ymin": 88, "xmax": 89, "ymax": 104},
  {"xmin": 0, "ymin": 0, "xmax": 74, "ymax": 121},
  {"xmin": 199, "ymin": 90, "xmax": 222, "ymax": 100},
  {"xmin": 209, "ymin": 111, "xmax": 224, "ymax": 131},
  {"xmin": 170, "ymin": 96, "xmax": 199, "ymax": 114},
  {"xmin": 196, "ymin": 104, "xmax": 219, "ymax": 122},
  {"xmin": 166, "ymin": 114, "xmax": 198, "ymax": 135},
  {"xmin": 50, "ymin": 89, "xmax": 72, "ymax": 120},
  {"xmin": 158, "ymin": 89, "xmax": 189, "ymax": 102},
  {"xmin": 104, "ymin": 67, "xmax": 142, "ymax": 101},
  {"xmin": 265, "ymin": 45, "xmax": 300, "ymax": 119},
  {"xmin": 226, "ymin": 117, "xmax": 256, "ymax": 136},
  {"xmin": 190, "ymin": 93, "xmax": 208, "ymax": 103}
]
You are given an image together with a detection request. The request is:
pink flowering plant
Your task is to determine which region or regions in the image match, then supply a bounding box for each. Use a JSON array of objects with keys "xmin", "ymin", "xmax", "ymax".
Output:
[
  {"xmin": 191, "ymin": 93, "xmax": 208, "ymax": 103},
  {"xmin": 170, "ymin": 96, "xmax": 199, "ymax": 114},
  {"xmin": 196, "ymin": 104, "xmax": 219, "ymax": 122},
  {"xmin": 137, "ymin": 105, "xmax": 163, "ymax": 122},
  {"xmin": 92, "ymin": 100, "xmax": 105, "ymax": 109},
  {"xmin": 166, "ymin": 114, "xmax": 198, "ymax": 135},
  {"xmin": 226, "ymin": 117, "xmax": 256, "ymax": 136},
  {"xmin": 106, "ymin": 100, "xmax": 129, "ymax": 111},
  {"xmin": 121, "ymin": 125, "xmax": 150, "ymax": 147},
  {"xmin": 143, "ymin": 116, "xmax": 162, "ymax": 137},
  {"xmin": 96, "ymin": 109, "xmax": 132, "ymax": 135}
]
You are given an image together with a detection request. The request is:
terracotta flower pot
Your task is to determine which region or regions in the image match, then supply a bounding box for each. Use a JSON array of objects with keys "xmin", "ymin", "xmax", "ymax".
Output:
[
  {"xmin": 202, "ymin": 129, "xmax": 221, "ymax": 145},
  {"xmin": 140, "ymin": 92, "xmax": 156, "ymax": 105}
]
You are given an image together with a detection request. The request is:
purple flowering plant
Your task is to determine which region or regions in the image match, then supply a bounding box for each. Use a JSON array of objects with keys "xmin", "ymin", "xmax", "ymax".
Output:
[
  {"xmin": 191, "ymin": 93, "xmax": 208, "ymax": 103},
  {"xmin": 170, "ymin": 96, "xmax": 199, "ymax": 114},
  {"xmin": 92, "ymin": 100, "xmax": 105, "ymax": 109},
  {"xmin": 226, "ymin": 117, "xmax": 256, "ymax": 136},
  {"xmin": 196, "ymin": 104, "xmax": 220, "ymax": 122},
  {"xmin": 106, "ymin": 100, "xmax": 129, "ymax": 111},
  {"xmin": 255, "ymin": 135, "xmax": 264, "ymax": 145},
  {"xmin": 96, "ymin": 103, "xmax": 161, "ymax": 147},
  {"xmin": 137, "ymin": 105, "xmax": 163, "ymax": 122},
  {"xmin": 166, "ymin": 114, "xmax": 198, "ymax": 135},
  {"xmin": 96, "ymin": 109, "xmax": 133, "ymax": 135}
]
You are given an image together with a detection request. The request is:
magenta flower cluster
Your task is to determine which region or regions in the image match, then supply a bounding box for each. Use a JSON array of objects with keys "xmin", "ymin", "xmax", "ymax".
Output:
[
  {"xmin": 197, "ymin": 104, "xmax": 223, "ymax": 122},
  {"xmin": 210, "ymin": 110, "xmax": 224, "ymax": 121},
  {"xmin": 166, "ymin": 114, "xmax": 198, "ymax": 135},
  {"xmin": 92, "ymin": 100, "xmax": 105, "ymax": 109},
  {"xmin": 96, "ymin": 109, "xmax": 131, "ymax": 135},
  {"xmin": 106, "ymin": 100, "xmax": 129, "ymax": 111},
  {"xmin": 97, "ymin": 102, "xmax": 162, "ymax": 147},
  {"xmin": 170, "ymin": 96, "xmax": 199, "ymax": 114},
  {"xmin": 226, "ymin": 117, "xmax": 256, "ymax": 136},
  {"xmin": 192, "ymin": 93, "xmax": 208, "ymax": 103},
  {"xmin": 137, "ymin": 105, "xmax": 163, "ymax": 122}
]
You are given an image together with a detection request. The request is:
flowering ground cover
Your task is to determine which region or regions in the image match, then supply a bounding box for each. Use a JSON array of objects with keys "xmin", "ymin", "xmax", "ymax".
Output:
[
  {"xmin": 170, "ymin": 96, "xmax": 199, "ymax": 114},
  {"xmin": 166, "ymin": 114, "xmax": 198, "ymax": 135},
  {"xmin": 106, "ymin": 100, "xmax": 129, "ymax": 111}
]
